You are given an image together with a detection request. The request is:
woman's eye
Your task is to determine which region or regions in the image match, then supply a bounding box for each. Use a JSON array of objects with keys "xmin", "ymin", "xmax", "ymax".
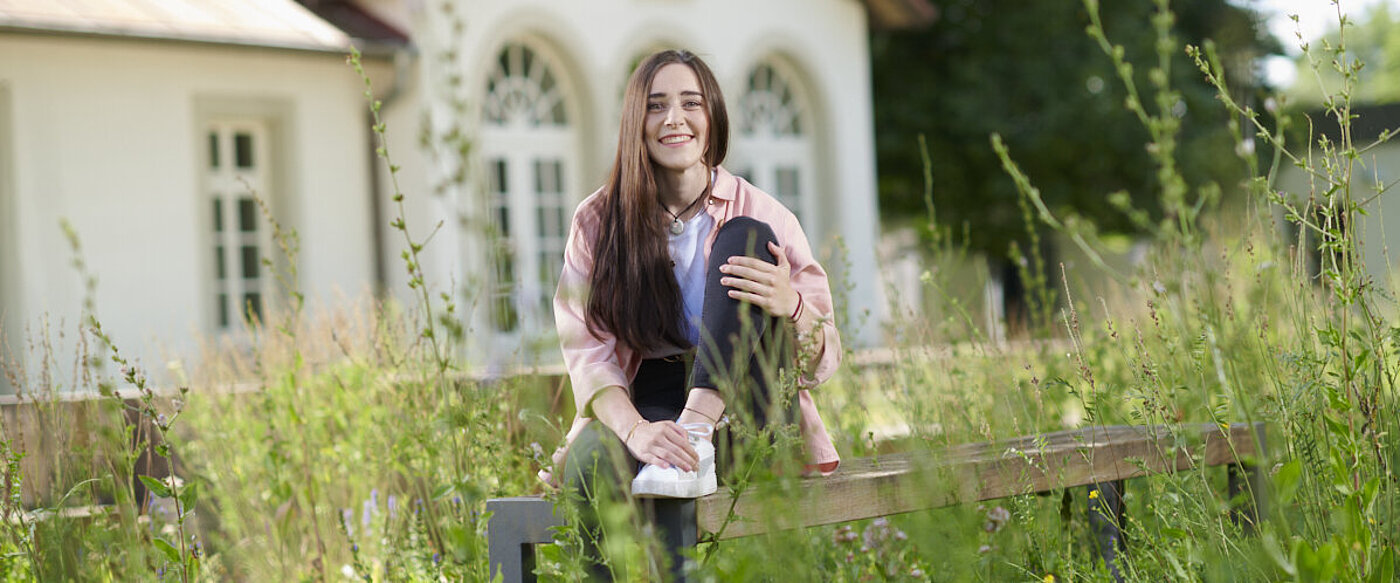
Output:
[
  {"xmin": 647, "ymin": 103, "xmax": 664, "ymax": 111},
  {"xmin": 685, "ymin": 100, "xmax": 703, "ymax": 108}
]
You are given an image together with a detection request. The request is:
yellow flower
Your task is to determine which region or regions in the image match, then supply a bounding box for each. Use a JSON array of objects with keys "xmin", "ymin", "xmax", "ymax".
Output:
[
  {"xmin": 1089, "ymin": 489, "xmax": 1100, "ymax": 500},
  {"xmin": 1044, "ymin": 575, "xmax": 1056, "ymax": 583}
]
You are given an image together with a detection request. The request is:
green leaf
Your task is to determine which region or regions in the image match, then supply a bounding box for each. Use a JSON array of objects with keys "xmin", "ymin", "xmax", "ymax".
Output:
[
  {"xmin": 431, "ymin": 483, "xmax": 455, "ymax": 501},
  {"xmin": 1368, "ymin": 548, "xmax": 1394, "ymax": 583},
  {"xmin": 153, "ymin": 537, "xmax": 181, "ymax": 563},
  {"xmin": 178, "ymin": 483, "xmax": 198, "ymax": 516},
  {"xmin": 1275, "ymin": 459, "xmax": 1303, "ymax": 504},
  {"xmin": 139, "ymin": 475, "xmax": 173, "ymax": 499},
  {"xmin": 1162, "ymin": 527, "xmax": 1188, "ymax": 539}
]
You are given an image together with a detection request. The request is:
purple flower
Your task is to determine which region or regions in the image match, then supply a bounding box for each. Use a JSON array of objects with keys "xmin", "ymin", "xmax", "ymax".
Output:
[{"xmin": 387, "ymin": 495, "xmax": 398, "ymax": 520}]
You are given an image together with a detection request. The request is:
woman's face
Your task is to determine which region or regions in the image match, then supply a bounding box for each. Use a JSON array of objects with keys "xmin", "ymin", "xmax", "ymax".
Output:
[{"xmin": 644, "ymin": 63, "xmax": 709, "ymax": 174}]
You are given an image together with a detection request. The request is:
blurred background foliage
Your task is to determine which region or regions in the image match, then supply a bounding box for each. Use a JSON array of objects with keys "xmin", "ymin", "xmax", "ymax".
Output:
[{"xmin": 871, "ymin": 0, "xmax": 1282, "ymax": 257}]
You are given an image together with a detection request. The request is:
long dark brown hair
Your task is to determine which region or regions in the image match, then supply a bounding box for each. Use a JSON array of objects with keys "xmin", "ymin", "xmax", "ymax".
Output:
[{"xmin": 584, "ymin": 49, "xmax": 730, "ymax": 353}]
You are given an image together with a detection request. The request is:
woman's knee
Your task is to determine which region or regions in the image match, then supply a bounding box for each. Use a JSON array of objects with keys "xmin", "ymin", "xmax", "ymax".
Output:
[{"xmin": 712, "ymin": 217, "xmax": 777, "ymax": 263}]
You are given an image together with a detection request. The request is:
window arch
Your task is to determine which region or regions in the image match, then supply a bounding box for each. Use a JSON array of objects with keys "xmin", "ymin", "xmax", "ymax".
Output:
[
  {"xmin": 479, "ymin": 41, "xmax": 578, "ymax": 338},
  {"xmin": 732, "ymin": 59, "xmax": 818, "ymax": 231}
]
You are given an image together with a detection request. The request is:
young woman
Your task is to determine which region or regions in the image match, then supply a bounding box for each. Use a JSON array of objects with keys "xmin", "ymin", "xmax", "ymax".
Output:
[{"xmin": 551, "ymin": 49, "xmax": 840, "ymax": 508}]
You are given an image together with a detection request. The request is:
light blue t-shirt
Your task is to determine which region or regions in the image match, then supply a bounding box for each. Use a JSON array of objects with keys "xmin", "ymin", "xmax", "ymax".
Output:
[{"xmin": 668, "ymin": 210, "xmax": 714, "ymax": 346}]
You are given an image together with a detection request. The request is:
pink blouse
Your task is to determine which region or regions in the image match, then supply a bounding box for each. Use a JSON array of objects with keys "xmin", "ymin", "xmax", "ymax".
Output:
[{"xmin": 551, "ymin": 166, "xmax": 841, "ymax": 476}]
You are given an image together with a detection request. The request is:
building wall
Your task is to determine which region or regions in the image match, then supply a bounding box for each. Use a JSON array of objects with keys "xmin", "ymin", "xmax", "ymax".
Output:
[
  {"xmin": 1275, "ymin": 141, "xmax": 1400, "ymax": 301},
  {"xmin": 0, "ymin": 34, "xmax": 383, "ymax": 388},
  {"xmin": 0, "ymin": 80, "xmax": 17, "ymax": 392},
  {"xmin": 381, "ymin": 0, "xmax": 886, "ymax": 357}
]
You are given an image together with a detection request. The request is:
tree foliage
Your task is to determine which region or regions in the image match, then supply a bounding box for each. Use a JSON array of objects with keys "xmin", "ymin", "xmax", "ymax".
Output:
[
  {"xmin": 872, "ymin": 0, "xmax": 1281, "ymax": 256},
  {"xmin": 1288, "ymin": 2, "xmax": 1400, "ymax": 106}
]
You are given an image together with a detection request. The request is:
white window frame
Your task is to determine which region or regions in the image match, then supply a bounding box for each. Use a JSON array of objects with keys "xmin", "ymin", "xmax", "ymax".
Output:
[
  {"xmin": 478, "ymin": 42, "xmax": 579, "ymax": 348},
  {"xmin": 204, "ymin": 119, "xmax": 276, "ymax": 334},
  {"xmin": 732, "ymin": 60, "xmax": 819, "ymax": 234}
]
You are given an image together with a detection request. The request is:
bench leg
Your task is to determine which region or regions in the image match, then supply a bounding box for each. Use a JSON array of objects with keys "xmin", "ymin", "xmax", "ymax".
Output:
[
  {"xmin": 1229, "ymin": 423, "xmax": 1268, "ymax": 534},
  {"xmin": 487, "ymin": 497, "xmax": 564, "ymax": 583},
  {"xmin": 1228, "ymin": 462, "xmax": 1265, "ymax": 534},
  {"xmin": 646, "ymin": 498, "xmax": 697, "ymax": 582},
  {"xmin": 1088, "ymin": 481, "xmax": 1125, "ymax": 583}
]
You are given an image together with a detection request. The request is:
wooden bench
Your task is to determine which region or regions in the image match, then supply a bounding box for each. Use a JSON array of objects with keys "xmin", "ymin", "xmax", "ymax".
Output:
[{"xmin": 487, "ymin": 422, "xmax": 1267, "ymax": 582}]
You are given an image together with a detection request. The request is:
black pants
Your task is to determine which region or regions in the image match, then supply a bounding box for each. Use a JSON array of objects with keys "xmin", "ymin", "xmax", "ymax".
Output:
[{"xmin": 560, "ymin": 217, "xmax": 797, "ymax": 577}]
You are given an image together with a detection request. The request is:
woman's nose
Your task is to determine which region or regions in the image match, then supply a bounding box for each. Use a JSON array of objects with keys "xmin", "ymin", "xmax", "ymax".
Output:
[{"xmin": 664, "ymin": 105, "xmax": 683, "ymax": 127}]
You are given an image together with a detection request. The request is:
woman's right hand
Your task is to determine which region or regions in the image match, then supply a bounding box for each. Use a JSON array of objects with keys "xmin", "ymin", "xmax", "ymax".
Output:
[{"xmin": 625, "ymin": 420, "xmax": 699, "ymax": 471}]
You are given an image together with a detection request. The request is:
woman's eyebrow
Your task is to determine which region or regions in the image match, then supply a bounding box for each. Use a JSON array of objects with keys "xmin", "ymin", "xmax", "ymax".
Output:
[{"xmin": 648, "ymin": 90, "xmax": 705, "ymax": 99}]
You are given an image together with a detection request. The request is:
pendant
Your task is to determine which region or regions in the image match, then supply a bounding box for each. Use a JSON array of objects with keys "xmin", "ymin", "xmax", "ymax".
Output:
[{"xmin": 670, "ymin": 218, "xmax": 685, "ymax": 236}]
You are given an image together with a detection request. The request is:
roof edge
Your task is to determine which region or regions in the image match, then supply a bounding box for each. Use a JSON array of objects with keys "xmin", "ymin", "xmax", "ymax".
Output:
[
  {"xmin": 0, "ymin": 23, "xmax": 357, "ymax": 56},
  {"xmin": 863, "ymin": 0, "xmax": 938, "ymax": 30}
]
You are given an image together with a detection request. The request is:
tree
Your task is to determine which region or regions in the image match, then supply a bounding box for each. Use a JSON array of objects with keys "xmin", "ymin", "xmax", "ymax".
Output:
[
  {"xmin": 872, "ymin": 0, "xmax": 1279, "ymax": 262},
  {"xmin": 870, "ymin": 0, "xmax": 1279, "ymax": 333}
]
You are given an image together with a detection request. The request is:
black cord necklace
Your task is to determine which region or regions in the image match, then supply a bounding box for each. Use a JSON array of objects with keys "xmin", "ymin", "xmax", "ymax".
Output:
[{"xmin": 663, "ymin": 187, "xmax": 708, "ymax": 236}]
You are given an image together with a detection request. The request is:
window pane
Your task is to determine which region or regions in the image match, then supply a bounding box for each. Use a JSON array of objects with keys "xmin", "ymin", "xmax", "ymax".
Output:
[
  {"xmin": 491, "ymin": 159, "xmax": 507, "ymax": 193},
  {"xmin": 238, "ymin": 198, "xmax": 258, "ymax": 232},
  {"xmin": 212, "ymin": 198, "xmax": 224, "ymax": 233},
  {"xmin": 208, "ymin": 132, "xmax": 220, "ymax": 169},
  {"xmin": 243, "ymin": 292, "xmax": 262, "ymax": 324},
  {"xmin": 235, "ymin": 133, "xmax": 254, "ymax": 168},
  {"xmin": 777, "ymin": 167, "xmax": 799, "ymax": 197},
  {"xmin": 241, "ymin": 245, "xmax": 259, "ymax": 279},
  {"xmin": 217, "ymin": 293, "xmax": 229, "ymax": 328},
  {"xmin": 215, "ymin": 246, "xmax": 226, "ymax": 280}
]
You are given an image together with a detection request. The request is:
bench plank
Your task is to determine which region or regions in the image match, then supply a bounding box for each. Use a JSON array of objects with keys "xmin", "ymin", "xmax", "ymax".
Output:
[
  {"xmin": 487, "ymin": 422, "xmax": 1265, "ymax": 581},
  {"xmin": 697, "ymin": 422, "xmax": 1263, "ymax": 539}
]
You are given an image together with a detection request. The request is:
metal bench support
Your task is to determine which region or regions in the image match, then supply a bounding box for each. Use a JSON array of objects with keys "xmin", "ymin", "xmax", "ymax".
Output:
[
  {"xmin": 486, "ymin": 497, "xmax": 563, "ymax": 583},
  {"xmin": 1088, "ymin": 480, "xmax": 1126, "ymax": 583}
]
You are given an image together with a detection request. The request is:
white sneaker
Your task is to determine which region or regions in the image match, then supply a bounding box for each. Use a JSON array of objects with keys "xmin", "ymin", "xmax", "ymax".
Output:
[{"xmin": 631, "ymin": 423, "xmax": 717, "ymax": 498}]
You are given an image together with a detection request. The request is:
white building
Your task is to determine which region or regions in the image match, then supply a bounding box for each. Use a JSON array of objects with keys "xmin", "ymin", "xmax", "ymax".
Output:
[{"xmin": 0, "ymin": 0, "xmax": 932, "ymax": 392}]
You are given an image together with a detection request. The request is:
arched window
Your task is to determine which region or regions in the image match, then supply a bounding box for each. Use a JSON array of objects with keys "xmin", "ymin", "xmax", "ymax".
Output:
[
  {"xmin": 732, "ymin": 60, "xmax": 817, "ymax": 230},
  {"xmin": 480, "ymin": 42, "xmax": 577, "ymax": 337}
]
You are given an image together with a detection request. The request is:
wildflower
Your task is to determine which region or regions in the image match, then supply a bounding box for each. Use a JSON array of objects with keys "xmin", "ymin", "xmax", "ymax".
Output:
[
  {"xmin": 978, "ymin": 545, "xmax": 992, "ymax": 554},
  {"xmin": 1089, "ymin": 489, "xmax": 1100, "ymax": 500},
  {"xmin": 1044, "ymin": 575, "xmax": 1056, "ymax": 583},
  {"xmin": 341, "ymin": 565, "xmax": 356, "ymax": 578},
  {"xmin": 984, "ymin": 505, "xmax": 1011, "ymax": 533},
  {"xmin": 433, "ymin": 552, "xmax": 442, "ymax": 564},
  {"xmin": 844, "ymin": 551, "xmax": 854, "ymax": 563},
  {"xmin": 910, "ymin": 567, "xmax": 924, "ymax": 577},
  {"xmin": 388, "ymin": 495, "xmax": 398, "ymax": 520}
]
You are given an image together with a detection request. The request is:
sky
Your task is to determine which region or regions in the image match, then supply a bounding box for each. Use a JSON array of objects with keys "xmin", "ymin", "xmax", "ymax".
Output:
[{"xmin": 1252, "ymin": 0, "xmax": 1398, "ymax": 86}]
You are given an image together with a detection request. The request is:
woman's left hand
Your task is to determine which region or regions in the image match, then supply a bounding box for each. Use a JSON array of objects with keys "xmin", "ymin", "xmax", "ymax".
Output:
[{"xmin": 720, "ymin": 241, "xmax": 799, "ymax": 318}]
